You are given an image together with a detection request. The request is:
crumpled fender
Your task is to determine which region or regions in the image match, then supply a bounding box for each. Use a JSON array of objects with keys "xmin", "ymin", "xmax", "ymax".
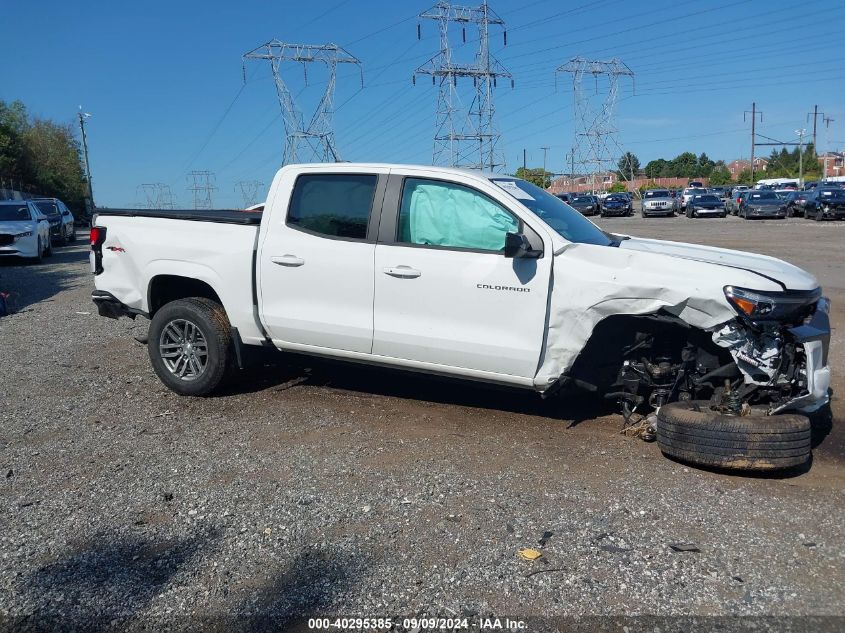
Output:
[{"xmin": 534, "ymin": 242, "xmax": 782, "ymax": 388}]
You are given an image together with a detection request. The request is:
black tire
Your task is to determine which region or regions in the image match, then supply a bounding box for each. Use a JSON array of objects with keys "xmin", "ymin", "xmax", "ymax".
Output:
[
  {"xmin": 30, "ymin": 237, "xmax": 44, "ymax": 264},
  {"xmin": 657, "ymin": 400, "xmax": 811, "ymax": 471},
  {"xmin": 44, "ymin": 238, "xmax": 53, "ymax": 257},
  {"xmin": 815, "ymin": 207, "xmax": 824, "ymax": 222},
  {"xmin": 148, "ymin": 297, "xmax": 234, "ymax": 396},
  {"xmin": 720, "ymin": 213, "xmax": 726, "ymax": 218}
]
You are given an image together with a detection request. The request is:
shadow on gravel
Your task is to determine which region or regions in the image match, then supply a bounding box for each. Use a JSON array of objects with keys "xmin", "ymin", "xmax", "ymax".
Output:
[
  {"xmin": 15, "ymin": 528, "xmax": 219, "ymax": 631},
  {"xmin": 0, "ymin": 246, "xmax": 89, "ymax": 313},
  {"xmin": 232, "ymin": 549, "xmax": 364, "ymax": 632},
  {"xmin": 224, "ymin": 352, "xmax": 615, "ymax": 426}
]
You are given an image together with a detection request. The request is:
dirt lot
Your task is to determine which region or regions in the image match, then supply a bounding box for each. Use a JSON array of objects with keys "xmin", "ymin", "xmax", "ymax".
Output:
[{"xmin": 1, "ymin": 215, "xmax": 844, "ymax": 630}]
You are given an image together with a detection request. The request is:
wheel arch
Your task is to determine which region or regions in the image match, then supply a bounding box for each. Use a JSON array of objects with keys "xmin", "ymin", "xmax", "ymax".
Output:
[
  {"xmin": 565, "ymin": 311, "xmax": 729, "ymax": 391},
  {"xmin": 148, "ymin": 274, "xmax": 224, "ymax": 317}
]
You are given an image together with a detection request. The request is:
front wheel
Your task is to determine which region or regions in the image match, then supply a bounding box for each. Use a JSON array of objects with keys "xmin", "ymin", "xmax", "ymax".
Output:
[
  {"xmin": 815, "ymin": 208, "xmax": 824, "ymax": 222},
  {"xmin": 657, "ymin": 400, "xmax": 811, "ymax": 471},
  {"xmin": 148, "ymin": 297, "xmax": 234, "ymax": 396},
  {"xmin": 29, "ymin": 237, "xmax": 44, "ymax": 264}
]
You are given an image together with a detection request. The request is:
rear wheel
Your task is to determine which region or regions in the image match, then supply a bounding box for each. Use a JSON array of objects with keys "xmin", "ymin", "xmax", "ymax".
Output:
[
  {"xmin": 657, "ymin": 400, "xmax": 811, "ymax": 471},
  {"xmin": 148, "ymin": 297, "xmax": 234, "ymax": 396}
]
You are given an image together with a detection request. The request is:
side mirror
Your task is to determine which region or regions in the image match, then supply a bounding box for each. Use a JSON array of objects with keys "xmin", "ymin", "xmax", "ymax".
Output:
[{"xmin": 504, "ymin": 232, "xmax": 541, "ymax": 259}]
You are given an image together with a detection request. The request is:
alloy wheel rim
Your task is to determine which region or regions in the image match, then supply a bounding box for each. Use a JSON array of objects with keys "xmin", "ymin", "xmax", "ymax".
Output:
[{"xmin": 159, "ymin": 319, "xmax": 209, "ymax": 381}]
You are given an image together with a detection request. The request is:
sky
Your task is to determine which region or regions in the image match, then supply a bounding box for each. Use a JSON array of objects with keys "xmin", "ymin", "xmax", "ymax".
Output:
[{"xmin": 3, "ymin": 0, "xmax": 844, "ymax": 208}]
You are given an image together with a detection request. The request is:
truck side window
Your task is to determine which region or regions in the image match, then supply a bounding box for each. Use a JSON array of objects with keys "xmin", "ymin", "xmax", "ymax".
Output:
[
  {"xmin": 288, "ymin": 174, "xmax": 377, "ymax": 240},
  {"xmin": 397, "ymin": 178, "xmax": 518, "ymax": 251}
]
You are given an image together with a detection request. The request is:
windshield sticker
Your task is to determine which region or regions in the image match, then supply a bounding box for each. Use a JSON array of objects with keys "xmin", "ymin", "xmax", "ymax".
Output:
[{"xmin": 495, "ymin": 180, "xmax": 535, "ymax": 201}]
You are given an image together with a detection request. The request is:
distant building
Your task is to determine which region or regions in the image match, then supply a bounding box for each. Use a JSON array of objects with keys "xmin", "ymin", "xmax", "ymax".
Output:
[
  {"xmin": 818, "ymin": 152, "xmax": 845, "ymax": 178},
  {"xmin": 727, "ymin": 157, "xmax": 768, "ymax": 179}
]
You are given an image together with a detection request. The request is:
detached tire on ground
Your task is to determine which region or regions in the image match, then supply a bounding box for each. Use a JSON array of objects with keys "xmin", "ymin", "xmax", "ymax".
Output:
[
  {"xmin": 148, "ymin": 297, "xmax": 234, "ymax": 396},
  {"xmin": 657, "ymin": 400, "xmax": 811, "ymax": 471}
]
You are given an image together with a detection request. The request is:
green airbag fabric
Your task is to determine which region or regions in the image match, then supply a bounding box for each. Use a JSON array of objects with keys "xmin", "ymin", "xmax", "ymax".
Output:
[{"xmin": 401, "ymin": 179, "xmax": 518, "ymax": 250}]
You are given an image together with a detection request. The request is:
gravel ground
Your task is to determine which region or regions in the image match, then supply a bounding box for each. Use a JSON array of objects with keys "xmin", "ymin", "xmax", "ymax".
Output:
[{"xmin": 1, "ymin": 216, "xmax": 844, "ymax": 631}]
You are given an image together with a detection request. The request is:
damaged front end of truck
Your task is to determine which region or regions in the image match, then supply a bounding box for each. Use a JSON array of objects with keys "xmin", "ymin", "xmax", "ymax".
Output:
[{"xmin": 539, "ymin": 239, "xmax": 832, "ymax": 422}]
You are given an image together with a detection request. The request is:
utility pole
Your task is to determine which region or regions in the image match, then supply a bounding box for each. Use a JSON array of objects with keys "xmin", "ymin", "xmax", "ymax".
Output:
[
  {"xmin": 415, "ymin": 1, "xmax": 513, "ymax": 171},
  {"xmin": 186, "ymin": 171, "xmax": 217, "ymax": 210},
  {"xmin": 795, "ymin": 129, "xmax": 806, "ymax": 187},
  {"xmin": 807, "ymin": 105, "xmax": 824, "ymax": 150},
  {"xmin": 569, "ymin": 147, "xmax": 575, "ymax": 185},
  {"xmin": 77, "ymin": 107, "xmax": 94, "ymax": 213},
  {"xmin": 242, "ymin": 42, "xmax": 362, "ymax": 164},
  {"xmin": 744, "ymin": 102, "xmax": 763, "ymax": 184},
  {"xmin": 523, "ymin": 148, "xmax": 526, "ymax": 171},
  {"xmin": 822, "ymin": 115, "xmax": 834, "ymax": 180},
  {"xmin": 541, "ymin": 146, "xmax": 550, "ymax": 188},
  {"xmin": 557, "ymin": 58, "xmax": 634, "ymax": 195},
  {"xmin": 235, "ymin": 180, "xmax": 265, "ymax": 208}
]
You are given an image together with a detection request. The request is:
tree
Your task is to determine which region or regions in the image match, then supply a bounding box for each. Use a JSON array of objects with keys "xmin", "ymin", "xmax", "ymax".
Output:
[
  {"xmin": 736, "ymin": 168, "xmax": 753, "ymax": 185},
  {"xmin": 608, "ymin": 181, "xmax": 627, "ymax": 193},
  {"xmin": 514, "ymin": 166, "xmax": 551, "ymax": 188},
  {"xmin": 697, "ymin": 152, "xmax": 714, "ymax": 177},
  {"xmin": 643, "ymin": 158, "xmax": 667, "ymax": 179},
  {"xmin": 616, "ymin": 152, "xmax": 640, "ymax": 179},
  {"xmin": 708, "ymin": 162, "xmax": 732, "ymax": 186},
  {"xmin": 0, "ymin": 99, "xmax": 88, "ymax": 212}
]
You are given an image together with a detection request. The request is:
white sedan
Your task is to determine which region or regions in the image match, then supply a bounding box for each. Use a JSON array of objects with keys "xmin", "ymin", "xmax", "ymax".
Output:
[{"xmin": 0, "ymin": 200, "xmax": 52, "ymax": 262}]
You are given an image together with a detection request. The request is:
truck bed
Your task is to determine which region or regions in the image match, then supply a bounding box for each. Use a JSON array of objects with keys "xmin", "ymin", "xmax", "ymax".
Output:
[{"xmin": 94, "ymin": 208, "xmax": 262, "ymax": 225}]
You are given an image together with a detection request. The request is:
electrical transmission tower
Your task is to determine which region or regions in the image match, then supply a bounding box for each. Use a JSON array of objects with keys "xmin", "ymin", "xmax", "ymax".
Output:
[
  {"xmin": 557, "ymin": 58, "xmax": 634, "ymax": 192},
  {"xmin": 235, "ymin": 180, "xmax": 265, "ymax": 208},
  {"xmin": 415, "ymin": 1, "xmax": 512, "ymax": 171},
  {"xmin": 136, "ymin": 183, "xmax": 176, "ymax": 209},
  {"xmin": 186, "ymin": 171, "xmax": 216, "ymax": 210},
  {"xmin": 243, "ymin": 41, "xmax": 363, "ymax": 165}
]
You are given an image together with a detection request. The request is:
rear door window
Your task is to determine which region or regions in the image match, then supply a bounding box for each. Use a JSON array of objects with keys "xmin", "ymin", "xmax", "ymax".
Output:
[{"xmin": 287, "ymin": 174, "xmax": 377, "ymax": 240}]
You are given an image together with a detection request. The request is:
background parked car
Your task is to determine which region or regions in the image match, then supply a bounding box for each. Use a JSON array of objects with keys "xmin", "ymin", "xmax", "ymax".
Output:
[
  {"xmin": 555, "ymin": 193, "xmax": 572, "ymax": 204},
  {"xmin": 783, "ymin": 191, "xmax": 811, "ymax": 217},
  {"xmin": 737, "ymin": 190, "xmax": 787, "ymax": 219},
  {"xmin": 641, "ymin": 189, "xmax": 678, "ymax": 217},
  {"xmin": 726, "ymin": 186, "xmax": 750, "ymax": 214},
  {"xmin": 685, "ymin": 193, "xmax": 726, "ymax": 218},
  {"xmin": 600, "ymin": 193, "xmax": 632, "ymax": 217},
  {"xmin": 32, "ymin": 198, "xmax": 75, "ymax": 245},
  {"xmin": 568, "ymin": 194, "xmax": 600, "ymax": 216},
  {"xmin": 680, "ymin": 187, "xmax": 707, "ymax": 210},
  {"xmin": 0, "ymin": 200, "xmax": 52, "ymax": 262},
  {"xmin": 804, "ymin": 184, "xmax": 845, "ymax": 221}
]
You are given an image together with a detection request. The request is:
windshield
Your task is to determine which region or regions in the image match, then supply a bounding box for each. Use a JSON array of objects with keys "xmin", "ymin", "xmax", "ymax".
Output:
[
  {"xmin": 0, "ymin": 205, "xmax": 32, "ymax": 221},
  {"xmin": 686, "ymin": 188, "xmax": 707, "ymax": 195},
  {"xmin": 749, "ymin": 192, "xmax": 778, "ymax": 200},
  {"xmin": 34, "ymin": 200, "xmax": 59, "ymax": 215},
  {"xmin": 694, "ymin": 195, "xmax": 721, "ymax": 203},
  {"xmin": 644, "ymin": 190, "xmax": 669, "ymax": 198},
  {"xmin": 491, "ymin": 178, "xmax": 613, "ymax": 246},
  {"xmin": 572, "ymin": 196, "xmax": 593, "ymax": 203}
]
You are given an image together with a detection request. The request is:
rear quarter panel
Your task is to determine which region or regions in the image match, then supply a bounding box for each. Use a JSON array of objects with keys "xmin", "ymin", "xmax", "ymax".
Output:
[{"xmin": 93, "ymin": 215, "xmax": 263, "ymax": 341}]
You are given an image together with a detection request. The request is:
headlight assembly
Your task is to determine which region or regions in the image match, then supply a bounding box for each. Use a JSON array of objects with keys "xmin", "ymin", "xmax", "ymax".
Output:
[{"xmin": 724, "ymin": 286, "xmax": 822, "ymax": 322}]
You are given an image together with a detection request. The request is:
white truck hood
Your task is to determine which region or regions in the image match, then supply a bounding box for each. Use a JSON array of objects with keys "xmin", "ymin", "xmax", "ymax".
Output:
[{"xmin": 618, "ymin": 237, "xmax": 819, "ymax": 291}]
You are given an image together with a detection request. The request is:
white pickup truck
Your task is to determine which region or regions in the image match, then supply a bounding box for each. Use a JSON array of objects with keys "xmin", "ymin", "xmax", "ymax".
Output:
[{"xmin": 91, "ymin": 163, "xmax": 831, "ymax": 470}]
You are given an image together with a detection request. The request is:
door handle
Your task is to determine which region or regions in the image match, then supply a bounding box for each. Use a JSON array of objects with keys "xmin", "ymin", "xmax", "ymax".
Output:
[
  {"xmin": 383, "ymin": 266, "xmax": 421, "ymax": 279},
  {"xmin": 271, "ymin": 254, "xmax": 304, "ymax": 267}
]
